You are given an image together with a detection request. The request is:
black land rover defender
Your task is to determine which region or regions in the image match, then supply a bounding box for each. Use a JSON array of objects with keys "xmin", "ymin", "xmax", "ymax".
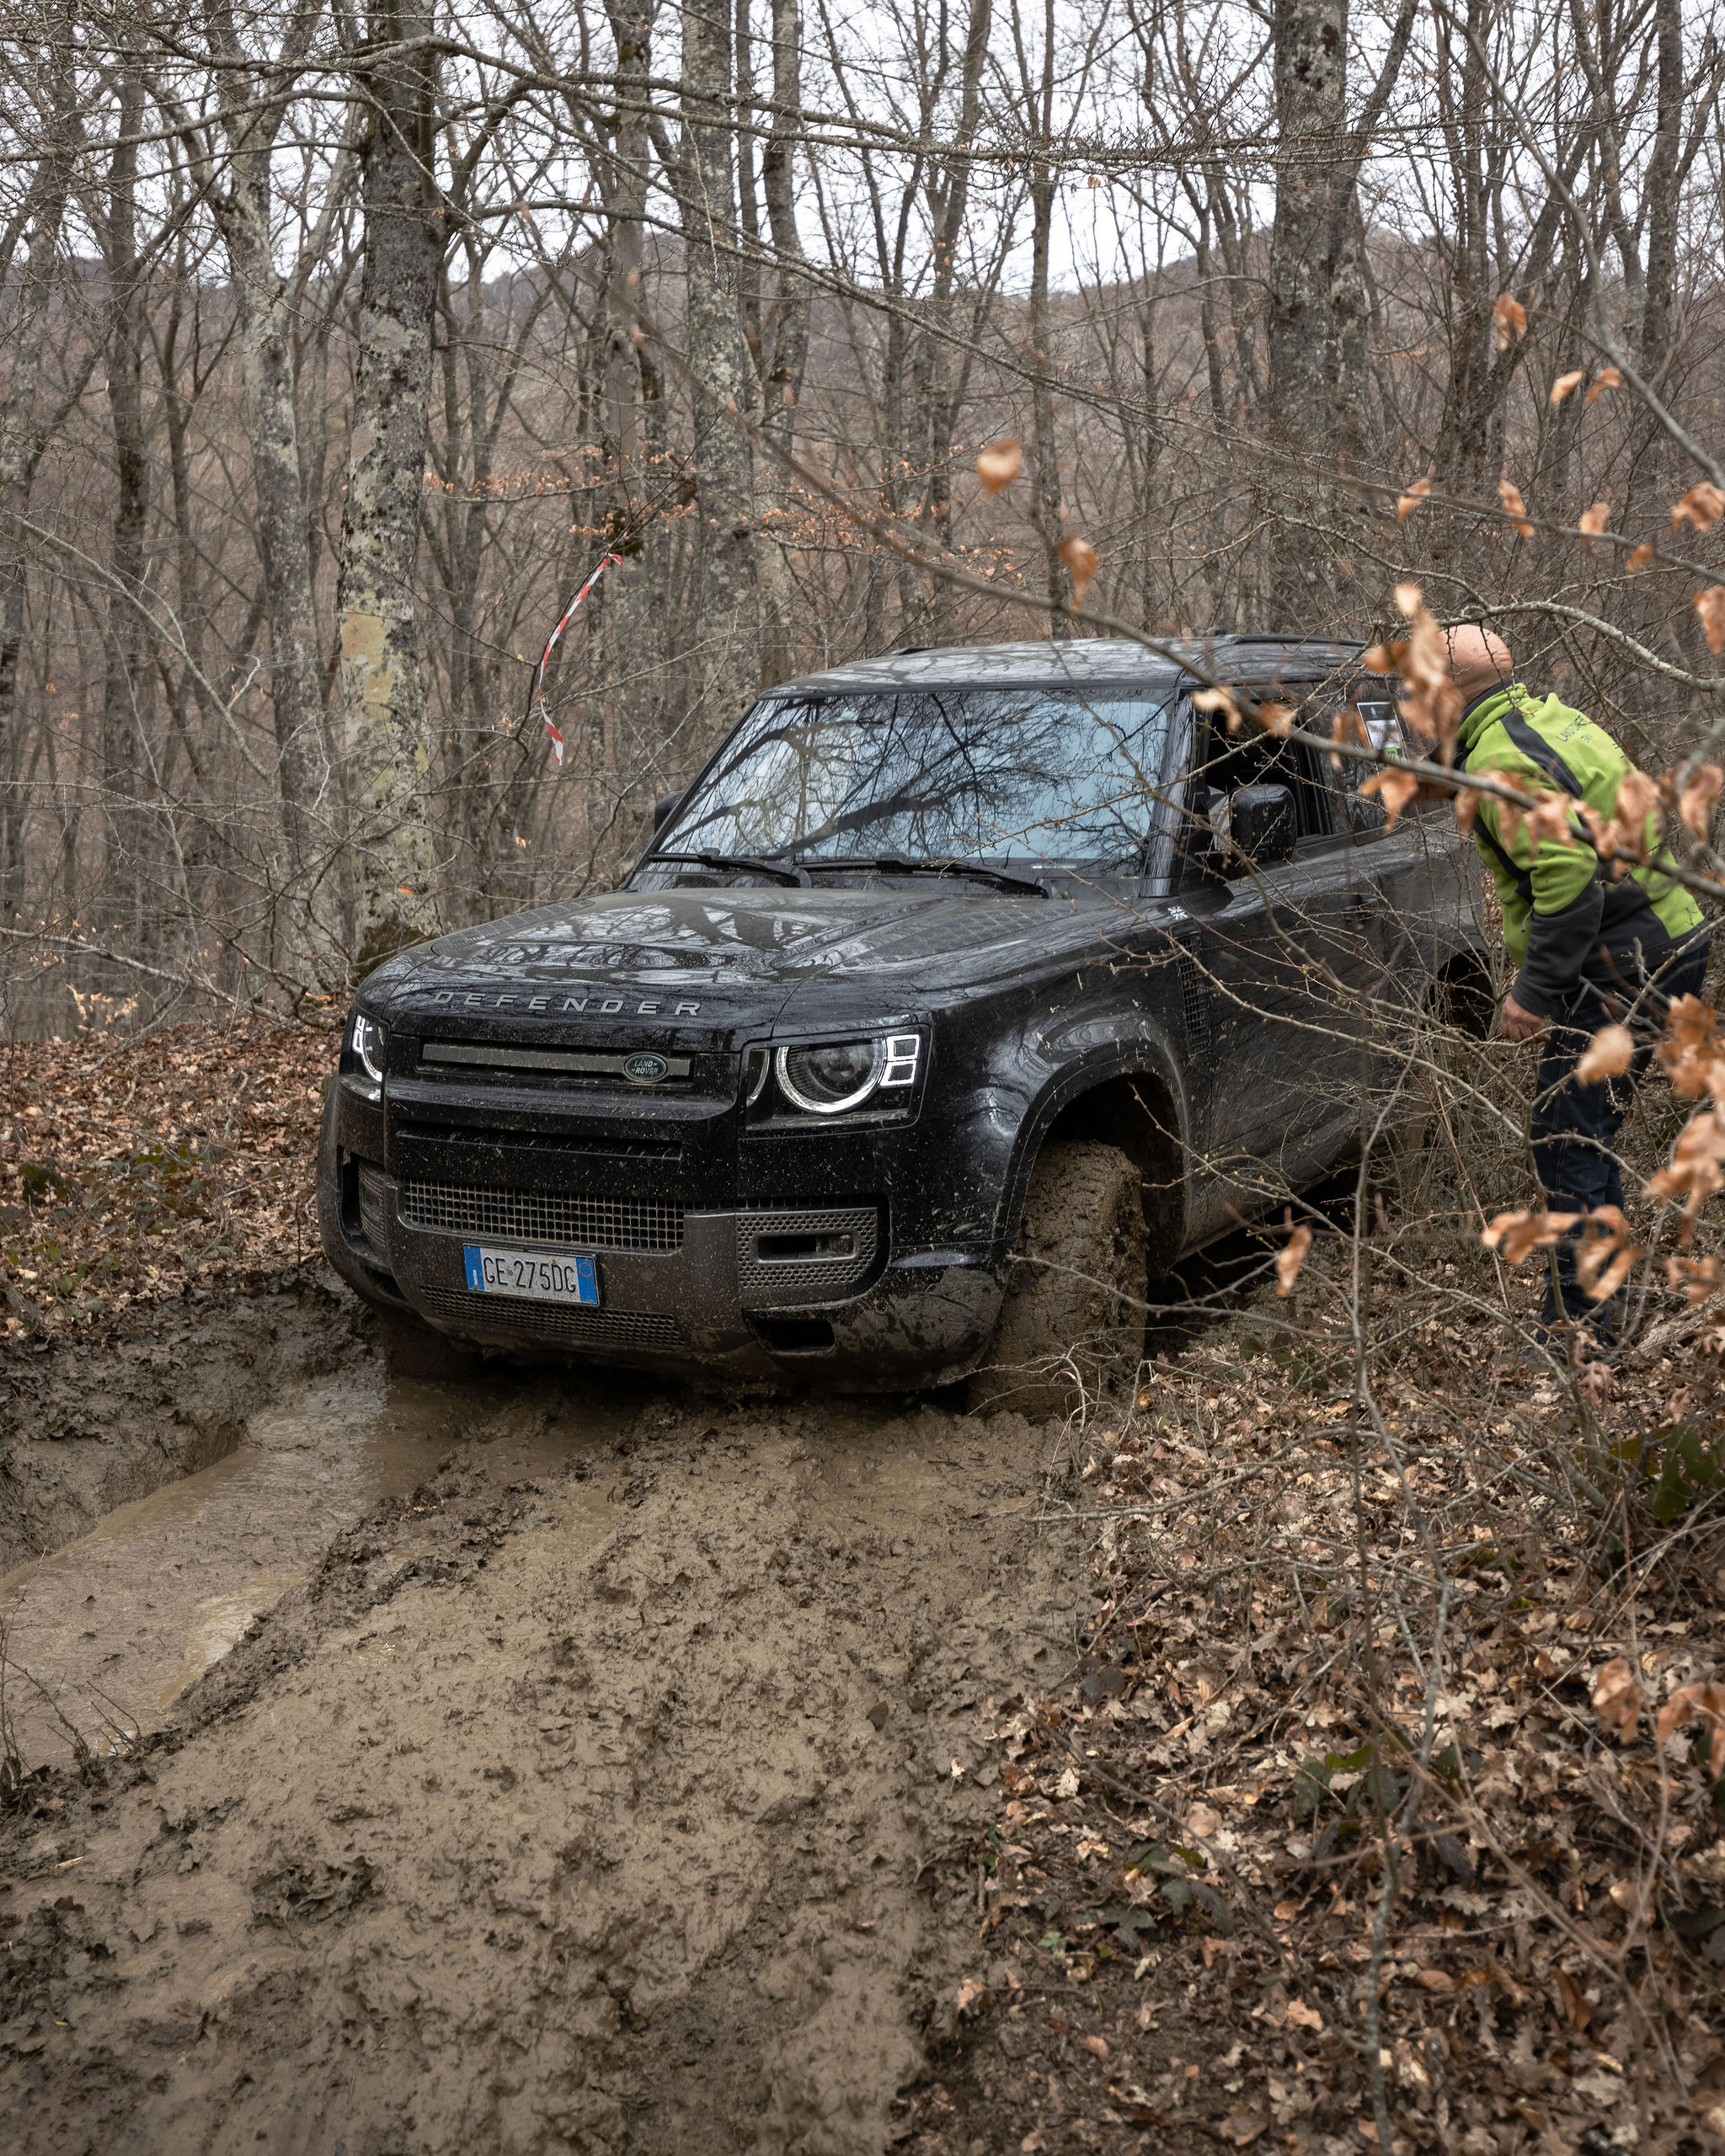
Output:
[{"xmin": 318, "ymin": 638, "xmax": 1487, "ymax": 1407}]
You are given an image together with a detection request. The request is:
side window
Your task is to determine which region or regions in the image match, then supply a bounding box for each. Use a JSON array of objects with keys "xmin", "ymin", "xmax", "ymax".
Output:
[
  {"xmin": 1188, "ymin": 716, "xmax": 1335, "ymax": 843},
  {"xmin": 1314, "ymin": 684, "xmax": 1414, "ymax": 838}
]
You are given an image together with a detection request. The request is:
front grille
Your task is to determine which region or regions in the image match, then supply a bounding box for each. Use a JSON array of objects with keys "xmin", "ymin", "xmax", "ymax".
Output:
[
  {"xmin": 417, "ymin": 1286, "xmax": 686, "ymax": 1351},
  {"xmin": 398, "ymin": 1180, "xmax": 683, "ymax": 1253},
  {"xmin": 737, "ymin": 1205, "xmax": 878, "ymax": 1306}
]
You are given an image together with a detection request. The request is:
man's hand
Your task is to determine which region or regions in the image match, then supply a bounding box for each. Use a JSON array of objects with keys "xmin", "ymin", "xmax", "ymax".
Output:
[{"xmin": 1498, "ymin": 991, "xmax": 1549, "ymax": 1043}]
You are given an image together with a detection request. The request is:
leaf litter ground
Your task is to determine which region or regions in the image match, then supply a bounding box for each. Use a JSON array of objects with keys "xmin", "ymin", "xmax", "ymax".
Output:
[{"xmin": 3, "ymin": 1020, "xmax": 1725, "ymax": 2152}]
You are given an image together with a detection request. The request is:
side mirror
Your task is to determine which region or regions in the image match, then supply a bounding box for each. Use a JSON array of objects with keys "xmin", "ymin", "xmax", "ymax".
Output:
[
  {"xmin": 1227, "ymin": 783, "xmax": 1295, "ymax": 867},
  {"xmin": 653, "ymin": 790, "xmax": 683, "ymax": 835}
]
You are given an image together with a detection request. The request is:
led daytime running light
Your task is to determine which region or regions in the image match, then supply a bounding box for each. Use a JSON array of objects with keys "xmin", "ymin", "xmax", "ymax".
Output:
[{"xmin": 775, "ymin": 1038, "xmax": 884, "ymax": 1115}]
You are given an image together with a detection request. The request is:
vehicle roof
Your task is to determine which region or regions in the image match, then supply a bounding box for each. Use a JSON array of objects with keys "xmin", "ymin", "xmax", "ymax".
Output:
[{"xmin": 773, "ymin": 635, "xmax": 1368, "ymax": 696}]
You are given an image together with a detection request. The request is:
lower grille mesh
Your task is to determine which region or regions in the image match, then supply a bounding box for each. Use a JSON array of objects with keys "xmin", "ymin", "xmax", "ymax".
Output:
[
  {"xmin": 416, "ymin": 1286, "xmax": 686, "ymax": 1351},
  {"xmin": 398, "ymin": 1179, "xmax": 683, "ymax": 1253},
  {"xmin": 737, "ymin": 1205, "xmax": 878, "ymax": 1305}
]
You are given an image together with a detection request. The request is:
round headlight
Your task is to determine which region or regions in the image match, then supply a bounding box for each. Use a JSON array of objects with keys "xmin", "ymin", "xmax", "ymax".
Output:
[
  {"xmin": 351, "ymin": 1012, "xmax": 386, "ymax": 1084},
  {"xmin": 776, "ymin": 1038, "xmax": 884, "ymax": 1114}
]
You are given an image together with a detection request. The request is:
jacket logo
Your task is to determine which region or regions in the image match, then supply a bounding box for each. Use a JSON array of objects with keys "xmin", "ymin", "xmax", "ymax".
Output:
[{"xmin": 623, "ymin": 1053, "xmax": 670, "ymax": 1084}]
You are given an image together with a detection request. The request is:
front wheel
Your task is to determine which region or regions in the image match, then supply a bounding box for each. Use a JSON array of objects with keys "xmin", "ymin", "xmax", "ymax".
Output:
[{"xmin": 968, "ymin": 1139, "xmax": 1148, "ymax": 1417}]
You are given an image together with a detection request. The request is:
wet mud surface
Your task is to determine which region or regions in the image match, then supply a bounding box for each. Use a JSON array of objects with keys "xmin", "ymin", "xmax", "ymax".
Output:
[
  {"xmin": 0, "ymin": 1281, "xmax": 372, "ymax": 1573},
  {"xmin": 0, "ymin": 1294, "xmax": 1085, "ymax": 2153}
]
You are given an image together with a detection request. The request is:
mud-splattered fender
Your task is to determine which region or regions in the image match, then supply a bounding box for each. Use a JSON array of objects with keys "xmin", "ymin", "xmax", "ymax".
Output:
[{"xmin": 982, "ymin": 1011, "xmax": 1192, "ymax": 1268}]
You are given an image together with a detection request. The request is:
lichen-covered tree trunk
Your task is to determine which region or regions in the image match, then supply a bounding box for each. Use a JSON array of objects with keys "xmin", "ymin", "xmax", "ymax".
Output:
[
  {"xmin": 676, "ymin": 0, "xmax": 761, "ymax": 736},
  {"xmin": 336, "ymin": 0, "xmax": 441, "ymax": 971}
]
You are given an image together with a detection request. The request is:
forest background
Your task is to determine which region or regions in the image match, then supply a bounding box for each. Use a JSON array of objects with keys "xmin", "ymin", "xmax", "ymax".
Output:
[{"xmin": 0, "ymin": 0, "xmax": 1720, "ymax": 1033}]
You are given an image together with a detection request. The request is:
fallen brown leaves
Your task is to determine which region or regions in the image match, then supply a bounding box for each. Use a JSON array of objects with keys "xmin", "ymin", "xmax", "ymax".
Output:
[
  {"xmin": 1, "ymin": 1017, "xmax": 333, "ymax": 1337},
  {"xmin": 903, "ymin": 1304, "xmax": 1725, "ymax": 2156}
]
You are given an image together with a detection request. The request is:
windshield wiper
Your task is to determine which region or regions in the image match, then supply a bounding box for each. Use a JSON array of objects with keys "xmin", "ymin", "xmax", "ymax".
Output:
[
  {"xmin": 805, "ymin": 855, "xmax": 1048, "ymax": 897},
  {"xmin": 652, "ymin": 850, "xmax": 811, "ymax": 889}
]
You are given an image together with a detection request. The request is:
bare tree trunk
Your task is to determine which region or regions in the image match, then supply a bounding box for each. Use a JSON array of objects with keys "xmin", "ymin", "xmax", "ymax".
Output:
[
  {"xmin": 1266, "ymin": 0, "xmax": 1415, "ymax": 617},
  {"xmin": 0, "ymin": 57, "xmax": 72, "ymax": 928},
  {"xmin": 757, "ymin": 0, "xmax": 812, "ymax": 681},
  {"xmin": 1639, "ymin": 0, "xmax": 1682, "ymax": 378},
  {"xmin": 1267, "ymin": 0, "xmax": 1351, "ymax": 451},
  {"xmin": 676, "ymin": 0, "xmax": 761, "ymax": 731},
  {"xmin": 1028, "ymin": 158, "xmax": 1066, "ymax": 634},
  {"xmin": 207, "ymin": 0, "xmax": 345, "ymax": 985},
  {"xmin": 99, "ymin": 74, "xmax": 153, "ymax": 953},
  {"xmin": 337, "ymin": 0, "xmax": 442, "ymax": 969},
  {"xmin": 923, "ymin": 0, "xmax": 990, "ymax": 640}
]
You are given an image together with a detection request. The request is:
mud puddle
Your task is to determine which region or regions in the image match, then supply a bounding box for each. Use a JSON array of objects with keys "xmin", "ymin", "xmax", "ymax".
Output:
[
  {"xmin": 0, "ymin": 1360, "xmax": 1081, "ymax": 2156},
  {"xmin": 0, "ymin": 1363, "xmax": 593, "ymax": 1770}
]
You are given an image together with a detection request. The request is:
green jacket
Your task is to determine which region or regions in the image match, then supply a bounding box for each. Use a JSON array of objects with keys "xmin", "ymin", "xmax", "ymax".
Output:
[{"xmin": 1458, "ymin": 683, "xmax": 1703, "ymax": 1018}]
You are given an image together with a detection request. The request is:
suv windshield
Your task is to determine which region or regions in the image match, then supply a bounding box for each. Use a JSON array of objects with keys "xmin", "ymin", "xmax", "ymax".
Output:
[{"xmin": 654, "ymin": 686, "xmax": 1172, "ymax": 870}]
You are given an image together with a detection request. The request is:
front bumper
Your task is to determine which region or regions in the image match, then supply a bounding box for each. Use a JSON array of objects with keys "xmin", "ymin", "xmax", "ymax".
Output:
[{"xmin": 326, "ymin": 1139, "xmax": 1000, "ymax": 1389}]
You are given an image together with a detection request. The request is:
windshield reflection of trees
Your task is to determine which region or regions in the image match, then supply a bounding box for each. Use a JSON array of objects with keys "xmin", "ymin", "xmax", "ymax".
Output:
[{"xmin": 664, "ymin": 691, "xmax": 1171, "ymax": 867}]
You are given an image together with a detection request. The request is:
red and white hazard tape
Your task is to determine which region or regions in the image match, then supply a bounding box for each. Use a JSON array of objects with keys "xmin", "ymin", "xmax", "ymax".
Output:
[{"xmin": 535, "ymin": 552, "xmax": 622, "ymax": 765}]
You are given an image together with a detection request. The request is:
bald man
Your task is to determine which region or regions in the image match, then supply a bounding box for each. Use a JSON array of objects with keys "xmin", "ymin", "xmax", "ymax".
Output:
[{"xmin": 1449, "ymin": 627, "xmax": 1708, "ymax": 1349}]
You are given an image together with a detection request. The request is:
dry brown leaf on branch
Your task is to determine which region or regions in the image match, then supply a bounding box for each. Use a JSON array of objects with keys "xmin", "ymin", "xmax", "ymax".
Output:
[
  {"xmin": 1646, "ymin": 1107, "xmax": 1725, "ymax": 1232},
  {"xmin": 1672, "ymin": 481, "xmax": 1725, "ymax": 534},
  {"xmin": 1549, "ymin": 369, "xmax": 1586, "ymax": 406},
  {"xmin": 1611, "ymin": 769, "xmax": 1661, "ymax": 858},
  {"xmin": 1656, "ymin": 1678, "xmax": 1725, "ymax": 1748},
  {"xmin": 1396, "ymin": 475, "xmax": 1432, "ymax": 521},
  {"xmin": 1493, "ymin": 292, "xmax": 1528, "ymax": 349},
  {"xmin": 1255, "ymin": 699, "xmax": 1294, "ymax": 738},
  {"xmin": 1586, "ymin": 366, "xmax": 1621, "ymax": 404},
  {"xmin": 1657, "ymin": 997, "xmax": 1725, "ymax": 1098},
  {"xmin": 1577, "ymin": 1024, "xmax": 1636, "ymax": 1081},
  {"xmin": 1455, "ymin": 787, "xmax": 1481, "ymax": 834},
  {"xmin": 1194, "ymin": 684, "xmax": 1242, "ymax": 734},
  {"xmin": 1696, "ymin": 586, "xmax": 1725, "ymax": 658},
  {"xmin": 1628, "ymin": 541, "xmax": 1656, "ymax": 569},
  {"xmin": 1058, "ymin": 534, "xmax": 1100, "ymax": 605},
  {"xmin": 1360, "ymin": 765, "xmax": 1420, "ymax": 830},
  {"xmin": 1362, "ymin": 640, "xmax": 1397, "ymax": 673},
  {"xmin": 1390, "ymin": 581, "xmax": 1463, "ymax": 755},
  {"xmin": 1481, "ymin": 1209, "xmax": 1580, "ymax": 1263},
  {"xmin": 1576, "ymin": 1208, "xmax": 1641, "ymax": 1299},
  {"xmin": 1679, "ymin": 760, "xmax": 1724, "ymax": 841},
  {"xmin": 1276, "ymin": 1220, "xmax": 1312, "ymax": 1296},
  {"xmin": 1578, "ymin": 499, "xmax": 1610, "ymax": 538},
  {"xmin": 975, "ymin": 438, "xmax": 1023, "ymax": 495},
  {"xmin": 1522, "ymin": 791, "xmax": 1583, "ymax": 849},
  {"xmin": 1498, "ymin": 475, "xmax": 1535, "ymax": 538},
  {"xmin": 1668, "ymin": 1254, "xmax": 1723, "ymax": 1305},
  {"xmin": 1328, "ymin": 707, "xmax": 1369, "ymax": 766}
]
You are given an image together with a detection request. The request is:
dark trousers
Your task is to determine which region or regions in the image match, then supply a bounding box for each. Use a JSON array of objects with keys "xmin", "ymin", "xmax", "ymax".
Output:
[{"xmin": 1531, "ymin": 938, "xmax": 1709, "ymax": 1333}]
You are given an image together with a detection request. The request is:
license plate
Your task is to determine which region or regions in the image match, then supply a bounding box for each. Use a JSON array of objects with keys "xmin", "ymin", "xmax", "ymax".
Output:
[{"xmin": 462, "ymin": 1245, "xmax": 601, "ymax": 1306}]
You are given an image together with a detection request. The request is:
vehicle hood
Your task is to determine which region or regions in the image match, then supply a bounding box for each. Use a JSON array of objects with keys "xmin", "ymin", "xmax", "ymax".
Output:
[{"xmin": 360, "ymin": 883, "xmax": 1087, "ymax": 1036}]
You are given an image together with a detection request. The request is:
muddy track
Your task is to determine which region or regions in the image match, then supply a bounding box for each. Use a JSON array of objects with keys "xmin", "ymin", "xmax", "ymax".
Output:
[
  {"xmin": 0, "ymin": 1278, "xmax": 378, "ymax": 1573},
  {"xmin": 1, "ymin": 1310, "xmax": 1086, "ymax": 2154}
]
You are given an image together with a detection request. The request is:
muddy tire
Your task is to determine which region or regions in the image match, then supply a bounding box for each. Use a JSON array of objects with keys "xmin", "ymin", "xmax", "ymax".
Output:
[{"xmin": 968, "ymin": 1139, "xmax": 1147, "ymax": 1417}]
